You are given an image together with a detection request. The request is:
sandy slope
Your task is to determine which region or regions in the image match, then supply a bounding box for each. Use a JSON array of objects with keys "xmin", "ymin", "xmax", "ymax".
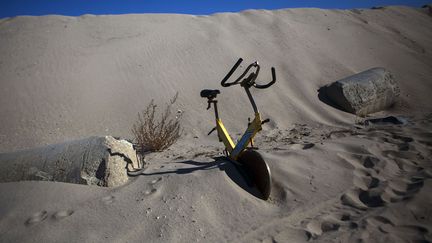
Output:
[
  {"xmin": 0, "ymin": 6, "xmax": 431, "ymax": 152},
  {"xmin": 0, "ymin": 5, "xmax": 432, "ymax": 243}
]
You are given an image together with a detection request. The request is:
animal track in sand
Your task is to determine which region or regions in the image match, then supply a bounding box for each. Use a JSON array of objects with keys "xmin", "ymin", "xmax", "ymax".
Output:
[
  {"xmin": 25, "ymin": 210, "xmax": 48, "ymax": 225},
  {"xmin": 286, "ymin": 143, "xmax": 315, "ymax": 150},
  {"xmin": 150, "ymin": 177, "xmax": 162, "ymax": 185},
  {"xmin": 102, "ymin": 195, "xmax": 115, "ymax": 204},
  {"xmin": 52, "ymin": 210, "xmax": 74, "ymax": 220},
  {"xmin": 25, "ymin": 209, "xmax": 75, "ymax": 225},
  {"xmin": 144, "ymin": 188, "xmax": 157, "ymax": 196}
]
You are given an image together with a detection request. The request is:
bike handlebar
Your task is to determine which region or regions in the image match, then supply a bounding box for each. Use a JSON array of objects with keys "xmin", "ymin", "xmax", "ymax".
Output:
[
  {"xmin": 221, "ymin": 58, "xmax": 243, "ymax": 87},
  {"xmin": 220, "ymin": 58, "xmax": 276, "ymax": 89},
  {"xmin": 254, "ymin": 67, "xmax": 276, "ymax": 89}
]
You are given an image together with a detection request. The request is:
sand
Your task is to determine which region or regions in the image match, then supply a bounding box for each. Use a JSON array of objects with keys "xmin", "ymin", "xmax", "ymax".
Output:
[{"xmin": 0, "ymin": 5, "xmax": 431, "ymax": 243}]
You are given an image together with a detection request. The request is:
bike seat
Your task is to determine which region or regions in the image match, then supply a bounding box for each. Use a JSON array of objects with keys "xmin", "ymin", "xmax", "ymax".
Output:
[{"xmin": 200, "ymin": 89, "xmax": 220, "ymax": 99}]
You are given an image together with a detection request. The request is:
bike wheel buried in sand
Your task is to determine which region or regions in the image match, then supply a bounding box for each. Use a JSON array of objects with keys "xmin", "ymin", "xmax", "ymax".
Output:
[{"xmin": 237, "ymin": 149, "xmax": 272, "ymax": 200}]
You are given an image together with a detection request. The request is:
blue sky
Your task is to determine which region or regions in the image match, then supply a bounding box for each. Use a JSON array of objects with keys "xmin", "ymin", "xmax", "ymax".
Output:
[{"xmin": 1, "ymin": 0, "xmax": 427, "ymax": 18}]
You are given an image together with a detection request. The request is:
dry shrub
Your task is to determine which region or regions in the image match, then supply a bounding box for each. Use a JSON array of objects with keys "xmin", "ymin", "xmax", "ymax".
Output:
[{"xmin": 132, "ymin": 93, "xmax": 182, "ymax": 154}]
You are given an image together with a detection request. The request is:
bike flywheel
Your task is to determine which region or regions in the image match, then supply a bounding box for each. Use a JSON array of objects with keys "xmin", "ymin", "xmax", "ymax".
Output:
[{"xmin": 237, "ymin": 149, "xmax": 272, "ymax": 200}]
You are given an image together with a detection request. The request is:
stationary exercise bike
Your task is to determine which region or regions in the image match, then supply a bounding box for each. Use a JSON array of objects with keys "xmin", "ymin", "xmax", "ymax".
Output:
[{"xmin": 200, "ymin": 58, "xmax": 276, "ymax": 200}]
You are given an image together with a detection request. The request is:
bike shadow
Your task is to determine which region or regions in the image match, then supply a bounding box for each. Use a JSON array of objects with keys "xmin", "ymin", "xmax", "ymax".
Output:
[{"xmin": 132, "ymin": 156, "xmax": 263, "ymax": 199}]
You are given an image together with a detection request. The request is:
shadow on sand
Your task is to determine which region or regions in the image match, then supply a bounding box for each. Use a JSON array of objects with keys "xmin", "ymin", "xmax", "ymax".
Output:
[
  {"xmin": 317, "ymin": 86, "xmax": 347, "ymax": 113},
  {"xmin": 129, "ymin": 156, "xmax": 263, "ymax": 199}
]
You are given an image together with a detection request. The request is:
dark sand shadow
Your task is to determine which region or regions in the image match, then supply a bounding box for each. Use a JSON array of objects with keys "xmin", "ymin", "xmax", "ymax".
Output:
[
  {"xmin": 129, "ymin": 157, "xmax": 263, "ymax": 199},
  {"xmin": 216, "ymin": 157, "xmax": 263, "ymax": 199},
  {"xmin": 317, "ymin": 86, "xmax": 347, "ymax": 113}
]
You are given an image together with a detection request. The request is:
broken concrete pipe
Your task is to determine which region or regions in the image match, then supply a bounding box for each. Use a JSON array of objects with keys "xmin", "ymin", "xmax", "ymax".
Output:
[
  {"xmin": 322, "ymin": 67, "xmax": 400, "ymax": 116},
  {"xmin": 0, "ymin": 136, "xmax": 141, "ymax": 187}
]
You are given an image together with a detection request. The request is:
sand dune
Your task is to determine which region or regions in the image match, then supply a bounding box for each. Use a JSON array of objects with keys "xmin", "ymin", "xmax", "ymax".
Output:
[
  {"xmin": 0, "ymin": 6, "xmax": 431, "ymax": 152},
  {"xmin": 0, "ymin": 5, "xmax": 432, "ymax": 243}
]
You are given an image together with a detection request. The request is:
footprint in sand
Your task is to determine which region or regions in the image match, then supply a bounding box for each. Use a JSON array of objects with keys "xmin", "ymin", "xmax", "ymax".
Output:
[
  {"xmin": 391, "ymin": 134, "xmax": 414, "ymax": 143},
  {"xmin": 393, "ymin": 158, "xmax": 422, "ymax": 172},
  {"xmin": 144, "ymin": 188, "xmax": 157, "ymax": 196},
  {"xmin": 341, "ymin": 187, "xmax": 387, "ymax": 209},
  {"xmin": 343, "ymin": 174, "xmax": 386, "ymax": 208},
  {"xmin": 342, "ymin": 217, "xmax": 358, "ymax": 229},
  {"xmin": 421, "ymin": 168, "xmax": 432, "ymax": 178},
  {"xmin": 388, "ymin": 178, "xmax": 424, "ymax": 193},
  {"xmin": 365, "ymin": 215, "xmax": 395, "ymax": 233},
  {"xmin": 412, "ymin": 131, "xmax": 432, "ymax": 146},
  {"xmin": 382, "ymin": 176, "xmax": 425, "ymax": 203},
  {"xmin": 383, "ymin": 150, "xmax": 423, "ymax": 161},
  {"xmin": 358, "ymin": 189, "xmax": 386, "ymax": 207},
  {"xmin": 52, "ymin": 210, "xmax": 74, "ymax": 220},
  {"xmin": 362, "ymin": 156, "xmax": 380, "ymax": 169},
  {"xmin": 286, "ymin": 143, "xmax": 315, "ymax": 150},
  {"xmin": 341, "ymin": 189, "xmax": 368, "ymax": 210},
  {"xmin": 150, "ymin": 177, "xmax": 162, "ymax": 185},
  {"xmin": 353, "ymin": 174, "xmax": 380, "ymax": 190},
  {"xmin": 365, "ymin": 215, "xmax": 429, "ymax": 241},
  {"xmin": 102, "ymin": 195, "xmax": 115, "ymax": 204},
  {"xmin": 328, "ymin": 130, "xmax": 362, "ymax": 139},
  {"xmin": 393, "ymin": 225, "xmax": 429, "ymax": 236},
  {"xmin": 338, "ymin": 153, "xmax": 383, "ymax": 171},
  {"xmin": 339, "ymin": 213, "xmax": 351, "ymax": 222},
  {"xmin": 417, "ymin": 139, "xmax": 432, "ymax": 147},
  {"xmin": 305, "ymin": 219, "xmax": 341, "ymax": 237},
  {"xmin": 343, "ymin": 150, "xmax": 426, "ymax": 207},
  {"xmin": 25, "ymin": 210, "xmax": 48, "ymax": 225}
]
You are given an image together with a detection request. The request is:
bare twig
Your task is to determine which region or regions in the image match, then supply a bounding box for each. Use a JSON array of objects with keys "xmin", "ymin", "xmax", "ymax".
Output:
[{"xmin": 132, "ymin": 92, "xmax": 182, "ymax": 156}]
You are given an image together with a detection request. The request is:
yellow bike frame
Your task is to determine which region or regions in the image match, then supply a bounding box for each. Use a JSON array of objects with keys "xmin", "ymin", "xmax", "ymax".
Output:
[
  {"xmin": 201, "ymin": 58, "xmax": 276, "ymax": 200},
  {"xmin": 202, "ymin": 58, "xmax": 275, "ymax": 162},
  {"xmin": 216, "ymin": 112, "xmax": 263, "ymax": 160}
]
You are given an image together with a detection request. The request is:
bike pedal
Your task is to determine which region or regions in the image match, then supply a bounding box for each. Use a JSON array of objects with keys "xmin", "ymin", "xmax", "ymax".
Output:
[{"xmin": 207, "ymin": 127, "xmax": 217, "ymax": 135}]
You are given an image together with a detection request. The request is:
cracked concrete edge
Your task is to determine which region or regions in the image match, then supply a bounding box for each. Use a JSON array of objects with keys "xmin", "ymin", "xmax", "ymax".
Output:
[
  {"xmin": 102, "ymin": 136, "xmax": 142, "ymax": 187},
  {"xmin": 104, "ymin": 136, "xmax": 141, "ymax": 170},
  {"xmin": 325, "ymin": 67, "xmax": 400, "ymax": 116},
  {"xmin": 0, "ymin": 136, "xmax": 141, "ymax": 187}
]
